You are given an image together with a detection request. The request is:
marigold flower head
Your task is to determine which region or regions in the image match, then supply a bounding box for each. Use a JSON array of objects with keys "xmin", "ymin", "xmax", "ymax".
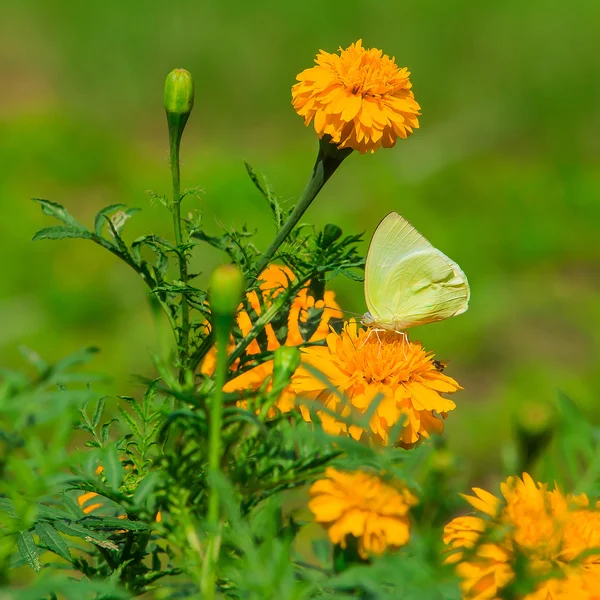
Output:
[
  {"xmin": 309, "ymin": 467, "xmax": 417, "ymax": 559},
  {"xmin": 444, "ymin": 473, "xmax": 600, "ymax": 599},
  {"xmin": 291, "ymin": 320, "xmax": 461, "ymax": 448},
  {"xmin": 292, "ymin": 39, "xmax": 420, "ymax": 154},
  {"xmin": 201, "ymin": 264, "xmax": 342, "ymax": 417}
]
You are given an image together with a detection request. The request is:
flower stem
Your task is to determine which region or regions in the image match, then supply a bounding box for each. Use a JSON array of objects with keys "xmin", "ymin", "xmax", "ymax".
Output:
[
  {"xmin": 169, "ymin": 131, "xmax": 190, "ymax": 378},
  {"xmin": 202, "ymin": 314, "xmax": 229, "ymax": 599},
  {"xmin": 254, "ymin": 138, "xmax": 351, "ymax": 275}
]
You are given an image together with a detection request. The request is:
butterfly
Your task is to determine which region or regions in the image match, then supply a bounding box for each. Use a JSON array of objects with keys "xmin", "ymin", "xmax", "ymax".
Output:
[{"xmin": 361, "ymin": 212, "xmax": 470, "ymax": 332}]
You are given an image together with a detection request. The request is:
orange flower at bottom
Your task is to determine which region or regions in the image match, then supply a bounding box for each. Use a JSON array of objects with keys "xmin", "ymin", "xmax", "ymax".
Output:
[
  {"xmin": 292, "ymin": 321, "xmax": 461, "ymax": 448},
  {"xmin": 309, "ymin": 468, "xmax": 417, "ymax": 559},
  {"xmin": 444, "ymin": 473, "xmax": 600, "ymax": 600}
]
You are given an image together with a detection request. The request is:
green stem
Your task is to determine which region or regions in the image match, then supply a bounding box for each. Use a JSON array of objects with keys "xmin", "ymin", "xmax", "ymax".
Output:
[
  {"xmin": 169, "ymin": 131, "xmax": 190, "ymax": 378},
  {"xmin": 254, "ymin": 138, "xmax": 351, "ymax": 275},
  {"xmin": 202, "ymin": 315, "xmax": 229, "ymax": 599}
]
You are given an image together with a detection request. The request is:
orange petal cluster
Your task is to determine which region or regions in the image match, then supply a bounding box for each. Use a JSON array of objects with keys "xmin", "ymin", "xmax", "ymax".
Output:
[
  {"xmin": 309, "ymin": 467, "xmax": 417, "ymax": 559},
  {"xmin": 444, "ymin": 473, "xmax": 600, "ymax": 599},
  {"xmin": 292, "ymin": 39, "xmax": 420, "ymax": 153},
  {"xmin": 291, "ymin": 320, "xmax": 461, "ymax": 448},
  {"xmin": 202, "ymin": 264, "xmax": 342, "ymax": 417}
]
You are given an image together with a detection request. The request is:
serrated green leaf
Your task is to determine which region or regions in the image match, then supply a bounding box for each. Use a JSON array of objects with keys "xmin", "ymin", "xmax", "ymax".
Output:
[
  {"xmin": 118, "ymin": 396, "xmax": 145, "ymax": 421},
  {"xmin": 54, "ymin": 520, "xmax": 117, "ymax": 551},
  {"xmin": 35, "ymin": 522, "xmax": 71, "ymax": 561},
  {"xmin": 101, "ymin": 419, "xmax": 118, "ymax": 444},
  {"xmin": 81, "ymin": 517, "xmax": 149, "ymax": 531},
  {"xmin": 32, "ymin": 226, "xmax": 93, "ymax": 242},
  {"xmin": 117, "ymin": 405, "xmax": 142, "ymax": 439},
  {"xmin": 18, "ymin": 530, "xmax": 42, "ymax": 573},
  {"xmin": 32, "ymin": 198, "xmax": 86, "ymax": 229},
  {"xmin": 92, "ymin": 397, "xmax": 106, "ymax": 428},
  {"xmin": 101, "ymin": 445, "xmax": 123, "ymax": 491},
  {"xmin": 94, "ymin": 204, "xmax": 127, "ymax": 236}
]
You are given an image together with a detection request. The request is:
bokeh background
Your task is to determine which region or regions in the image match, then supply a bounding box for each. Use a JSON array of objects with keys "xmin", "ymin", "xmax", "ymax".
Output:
[{"xmin": 2, "ymin": 0, "xmax": 599, "ymax": 477}]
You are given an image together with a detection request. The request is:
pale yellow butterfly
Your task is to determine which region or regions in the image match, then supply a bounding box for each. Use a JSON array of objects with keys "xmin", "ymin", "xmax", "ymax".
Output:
[{"xmin": 361, "ymin": 212, "xmax": 470, "ymax": 332}]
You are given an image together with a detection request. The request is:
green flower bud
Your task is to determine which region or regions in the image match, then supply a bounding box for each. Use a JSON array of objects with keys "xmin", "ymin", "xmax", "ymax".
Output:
[
  {"xmin": 164, "ymin": 69, "xmax": 195, "ymax": 116},
  {"xmin": 164, "ymin": 69, "xmax": 194, "ymax": 151},
  {"xmin": 272, "ymin": 346, "xmax": 301, "ymax": 391},
  {"xmin": 209, "ymin": 265, "xmax": 245, "ymax": 317},
  {"xmin": 514, "ymin": 400, "xmax": 556, "ymax": 471},
  {"xmin": 321, "ymin": 223, "xmax": 342, "ymax": 248}
]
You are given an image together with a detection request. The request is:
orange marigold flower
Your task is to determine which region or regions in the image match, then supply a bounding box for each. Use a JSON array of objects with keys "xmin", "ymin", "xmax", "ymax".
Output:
[
  {"xmin": 292, "ymin": 39, "xmax": 420, "ymax": 154},
  {"xmin": 443, "ymin": 473, "xmax": 600, "ymax": 600},
  {"xmin": 309, "ymin": 467, "xmax": 417, "ymax": 559},
  {"xmin": 202, "ymin": 264, "xmax": 342, "ymax": 417},
  {"xmin": 291, "ymin": 320, "xmax": 461, "ymax": 448}
]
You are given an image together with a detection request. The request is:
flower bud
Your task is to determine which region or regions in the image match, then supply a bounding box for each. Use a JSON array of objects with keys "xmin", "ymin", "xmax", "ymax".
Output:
[
  {"xmin": 164, "ymin": 69, "xmax": 194, "ymax": 149},
  {"xmin": 272, "ymin": 346, "xmax": 301, "ymax": 391},
  {"xmin": 514, "ymin": 400, "xmax": 556, "ymax": 471},
  {"xmin": 209, "ymin": 265, "xmax": 245, "ymax": 317},
  {"xmin": 321, "ymin": 223, "xmax": 342, "ymax": 248},
  {"xmin": 164, "ymin": 69, "xmax": 194, "ymax": 116}
]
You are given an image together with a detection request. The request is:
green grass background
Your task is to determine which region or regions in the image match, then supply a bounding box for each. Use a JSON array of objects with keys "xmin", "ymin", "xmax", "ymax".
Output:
[{"xmin": 1, "ymin": 0, "xmax": 599, "ymax": 477}]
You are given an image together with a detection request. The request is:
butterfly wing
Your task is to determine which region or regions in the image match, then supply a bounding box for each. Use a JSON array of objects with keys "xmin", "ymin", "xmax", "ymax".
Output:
[{"xmin": 364, "ymin": 212, "xmax": 470, "ymax": 329}]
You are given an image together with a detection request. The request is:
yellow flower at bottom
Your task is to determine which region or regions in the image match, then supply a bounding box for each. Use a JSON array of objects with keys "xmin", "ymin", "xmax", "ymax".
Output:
[
  {"xmin": 292, "ymin": 320, "xmax": 461, "ymax": 448},
  {"xmin": 309, "ymin": 467, "xmax": 417, "ymax": 559},
  {"xmin": 444, "ymin": 473, "xmax": 600, "ymax": 600},
  {"xmin": 292, "ymin": 39, "xmax": 420, "ymax": 154}
]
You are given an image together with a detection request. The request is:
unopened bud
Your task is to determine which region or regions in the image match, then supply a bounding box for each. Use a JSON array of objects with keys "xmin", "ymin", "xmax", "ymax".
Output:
[
  {"xmin": 209, "ymin": 265, "xmax": 245, "ymax": 317},
  {"xmin": 272, "ymin": 346, "xmax": 301, "ymax": 390},
  {"xmin": 164, "ymin": 69, "xmax": 194, "ymax": 150},
  {"xmin": 321, "ymin": 224, "xmax": 342, "ymax": 248},
  {"xmin": 164, "ymin": 69, "xmax": 194, "ymax": 116},
  {"xmin": 514, "ymin": 400, "xmax": 556, "ymax": 471}
]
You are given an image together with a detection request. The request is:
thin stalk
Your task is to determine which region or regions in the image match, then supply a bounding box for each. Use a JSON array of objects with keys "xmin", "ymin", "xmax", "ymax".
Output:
[
  {"xmin": 169, "ymin": 132, "xmax": 190, "ymax": 377},
  {"xmin": 201, "ymin": 315, "xmax": 229, "ymax": 599},
  {"xmin": 254, "ymin": 139, "xmax": 351, "ymax": 275}
]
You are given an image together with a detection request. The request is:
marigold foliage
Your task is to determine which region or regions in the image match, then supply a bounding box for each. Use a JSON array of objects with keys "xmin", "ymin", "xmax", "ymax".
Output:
[
  {"xmin": 292, "ymin": 39, "xmax": 420, "ymax": 153},
  {"xmin": 309, "ymin": 467, "xmax": 418, "ymax": 559},
  {"xmin": 444, "ymin": 473, "xmax": 600, "ymax": 599}
]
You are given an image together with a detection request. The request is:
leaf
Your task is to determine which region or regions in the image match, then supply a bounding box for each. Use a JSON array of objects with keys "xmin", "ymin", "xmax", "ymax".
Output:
[
  {"xmin": 32, "ymin": 226, "xmax": 93, "ymax": 242},
  {"xmin": 117, "ymin": 405, "xmax": 142, "ymax": 439},
  {"xmin": 32, "ymin": 198, "xmax": 86, "ymax": 229},
  {"xmin": 244, "ymin": 161, "xmax": 285, "ymax": 228},
  {"xmin": 92, "ymin": 397, "xmax": 106, "ymax": 428},
  {"xmin": 133, "ymin": 471, "xmax": 160, "ymax": 509},
  {"xmin": 101, "ymin": 444, "xmax": 124, "ymax": 491},
  {"xmin": 54, "ymin": 346, "xmax": 100, "ymax": 372},
  {"xmin": 18, "ymin": 530, "xmax": 42, "ymax": 573},
  {"xmin": 81, "ymin": 517, "xmax": 150, "ymax": 531},
  {"xmin": 54, "ymin": 520, "xmax": 118, "ymax": 551},
  {"xmin": 0, "ymin": 497, "xmax": 17, "ymax": 518},
  {"xmin": 35, "ymin": 522, "xmax": 71, "ymax": 561},
  {"xmin": 94, "ymin": 204, "xmax": 127, "ymax": 236},
  {"xmin": 101, "ymin": 418, "xmax": 118, "ymax": 444}
]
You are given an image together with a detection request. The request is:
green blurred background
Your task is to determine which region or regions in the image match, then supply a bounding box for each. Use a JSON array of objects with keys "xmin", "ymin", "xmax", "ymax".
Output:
[{"xmin": 2, "ymin": 0, "xmax": 599, "ymax": 475}]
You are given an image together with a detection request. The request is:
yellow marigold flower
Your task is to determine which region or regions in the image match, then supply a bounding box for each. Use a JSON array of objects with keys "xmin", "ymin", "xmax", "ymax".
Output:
[
  {"xmin": 444, "ymin": 473, "xmax": 600, "ymax": 600},
  {"xmin": 309, "ymin": 468, "xmax": 417, "ymax": 559},
  {"xmin": 291, "ymin": 320, "xmax": 461, "ymax": 448},
  {"xmin": 292, "ymin": 39, "xmax": 420, "ymax": 154},
  {"xmin": 201, "ymin": 264, "xmax": 342, "ymax": 417}
]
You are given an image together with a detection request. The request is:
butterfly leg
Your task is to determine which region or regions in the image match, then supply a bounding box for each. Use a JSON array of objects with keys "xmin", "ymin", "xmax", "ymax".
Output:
[{"xmin": 394, "ymin": 329, "xmax": 409, "ymax": 359}]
